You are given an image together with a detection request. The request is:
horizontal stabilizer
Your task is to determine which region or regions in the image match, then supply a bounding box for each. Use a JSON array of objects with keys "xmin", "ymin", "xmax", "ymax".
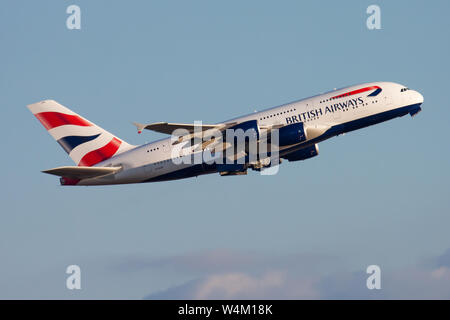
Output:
[{"xmin": 42, "ymin": 166, "xmax": 122, "ymax": 179}]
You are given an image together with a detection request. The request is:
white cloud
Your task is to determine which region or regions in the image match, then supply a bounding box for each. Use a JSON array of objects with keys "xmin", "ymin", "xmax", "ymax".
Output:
[
  {"xmin": 145, "ymin": 271, "xmax": 320, "ymax": 299},
  {"xmin": 195, "ymin": 272, "xmax": 285, "ymax": 299},
  {"xmin": 430, "ymin": 266, "xmax": 450, "ymax": 279},
  {"xmin": 133, "ymin": 248, "xmax": 450, "ymax": 299}
]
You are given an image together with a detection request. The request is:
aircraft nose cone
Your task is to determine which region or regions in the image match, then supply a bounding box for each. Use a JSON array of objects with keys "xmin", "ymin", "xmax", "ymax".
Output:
[{"xmin": 414, "ymin": 90, "xmax": 424, "ymax": 104}]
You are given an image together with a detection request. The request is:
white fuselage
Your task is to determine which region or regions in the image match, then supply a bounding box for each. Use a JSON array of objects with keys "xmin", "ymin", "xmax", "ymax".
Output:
[{"xmin": 79, "ymin": 81, "xmax": 423, "ymax": 185}]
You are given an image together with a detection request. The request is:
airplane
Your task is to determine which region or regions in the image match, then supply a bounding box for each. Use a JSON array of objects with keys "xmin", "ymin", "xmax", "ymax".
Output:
[{"xmin": 27, "ymin": 81, "xmax": 423, "ymax": 186}]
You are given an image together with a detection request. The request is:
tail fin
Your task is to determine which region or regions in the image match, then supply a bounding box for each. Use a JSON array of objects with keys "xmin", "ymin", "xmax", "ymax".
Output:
[{"xmin": 27, "ymin": 100, "xmax": 135, "ymax": 166}]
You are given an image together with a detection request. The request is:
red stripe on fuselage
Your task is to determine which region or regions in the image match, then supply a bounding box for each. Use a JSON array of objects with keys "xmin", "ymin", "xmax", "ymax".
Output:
[
  {"xmin": 78, "ymin": 137, "xmax": 122, "ymax": 167},
  {"xmin": 35, "ymin": 112, "xmax": 92, "ymax": 130},
  {"xmin": 330, "ymin": 86, "xmax": 381, "ymax": 99}
]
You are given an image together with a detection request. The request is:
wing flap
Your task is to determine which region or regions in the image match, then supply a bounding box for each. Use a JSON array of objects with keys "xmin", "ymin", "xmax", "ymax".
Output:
[{"xmin": 42, "ymin": 166, "xmax": 122, "ymax": 179}]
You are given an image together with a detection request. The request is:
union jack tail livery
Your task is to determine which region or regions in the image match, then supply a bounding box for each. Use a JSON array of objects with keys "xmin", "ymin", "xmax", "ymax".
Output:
[{"xmin": 27, "ymin": 100, "xmax": 135, "ymax": 167}]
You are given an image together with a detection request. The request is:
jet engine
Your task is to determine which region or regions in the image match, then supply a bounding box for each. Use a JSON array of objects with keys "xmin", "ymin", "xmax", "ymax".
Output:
[
  {"xmin": 278, "ymin": 122, "xmax": 307, "ymax": 146},
  {"xmin": 283, "ymin": 144, "xmax": 319, "ymax": 161}
]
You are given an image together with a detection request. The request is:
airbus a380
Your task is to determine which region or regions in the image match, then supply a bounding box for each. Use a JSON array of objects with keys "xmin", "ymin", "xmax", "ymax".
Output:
[{"xmin": 27, "ymin": 81, "xmax": 423, "ymax": 186}]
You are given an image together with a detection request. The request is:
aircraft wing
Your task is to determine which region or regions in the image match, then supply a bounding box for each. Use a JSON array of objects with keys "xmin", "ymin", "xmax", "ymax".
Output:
[
  {"xmin": 133, "ymin": 122, "xmax": 226, "ymax": 135},
  {"xmin": 42, "ymin": 166, "xmax": 122, "ymax": 179},
  {"xmin": 133, "ymin": 121, "xmax": 239, "ymax": 146},
  {"xmin": 134, "ymin": 120, "xmax": 330, "ymax": 152},
  {"xmin": 133, "ymin": 121, "xmax": 285, "ymax": 135}
]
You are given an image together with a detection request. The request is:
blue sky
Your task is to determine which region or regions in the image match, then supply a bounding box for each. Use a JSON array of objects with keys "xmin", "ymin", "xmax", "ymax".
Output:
[{"xmin": 1, "ymin": 0, "xmax": 450, "ymax": 299}]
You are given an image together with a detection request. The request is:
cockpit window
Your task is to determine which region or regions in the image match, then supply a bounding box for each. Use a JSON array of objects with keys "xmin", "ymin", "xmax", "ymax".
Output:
[{"xmin": 401, "ymin": 87, "xmax": 410, "ymax": 92}]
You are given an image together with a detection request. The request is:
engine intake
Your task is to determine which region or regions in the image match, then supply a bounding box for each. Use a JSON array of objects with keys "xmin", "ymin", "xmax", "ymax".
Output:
[{"xmin": 278, "ymin": 122, "xmax": 307, "ymax": 146}]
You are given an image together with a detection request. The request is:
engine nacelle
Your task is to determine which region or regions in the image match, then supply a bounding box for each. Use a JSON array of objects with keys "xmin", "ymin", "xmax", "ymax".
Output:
[
  {"xmin": 278, "ymin": 122, "xmax": 307, "ymax": 146},
  {"xmin": 283, "ymin": 144, "xmax": 319, "ymax": 162},
  {"xmin": 226, "ymin": 120, "xmax": 259, "ymax": 141}
]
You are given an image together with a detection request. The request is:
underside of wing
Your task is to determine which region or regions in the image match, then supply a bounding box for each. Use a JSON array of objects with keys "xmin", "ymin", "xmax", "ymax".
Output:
[{"xmin": 42, "ymin": 166, "xmax": 122, "ymax": 179}]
